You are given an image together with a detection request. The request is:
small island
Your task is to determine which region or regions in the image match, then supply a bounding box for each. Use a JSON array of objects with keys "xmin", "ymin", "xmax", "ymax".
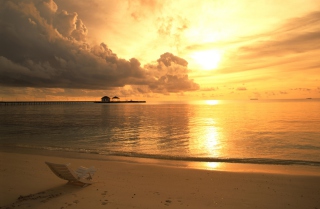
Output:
[{"xmin": 94, "ymin": 96, "xmax": 146, "ymax": 103}]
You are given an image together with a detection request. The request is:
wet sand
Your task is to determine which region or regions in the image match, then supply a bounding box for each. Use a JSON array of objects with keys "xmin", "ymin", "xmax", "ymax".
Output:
[{"xmin": 1, "ymin": 150, "xmax": 320, "ymax": 209}]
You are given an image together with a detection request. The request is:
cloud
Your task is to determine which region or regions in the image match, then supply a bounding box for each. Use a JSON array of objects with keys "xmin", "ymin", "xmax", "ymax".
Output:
[
  {"xmin": 238, "ymin": 11, "xmax": 320, "ymax": 59},
  {"xmin": 240, "ymin": 31, "xmax": 320, "ymax": 59},
  {"xmin": 290, "ymin": 88, "xmax": 312, "ymax": 91},
  {"xmin": 128, "ymin": 0, "xmax": 162, "ymax": 21},
  {"xmin": 279, "ymin": 91, "xmax": 288, "ymax": 94},
  {"xmin": 183, "ymin": 10, "xmax": 319, "ymax": 54},
  {"xmin": 187, "ymin": 10, "xmax": 320, "ymax": 77},
  {"xmin": 201, "ymin": 87, "xmax": 218, "ymax": 91},
  {"xmin": 236, "ymin": 87, "xmax": 247, "ymax": 91},
  {"xmin": 145, "ymin": 52, "xmax": 199, "ymax": 93},
  {"xmin": 0, "ymin": 0, "xmax": 198, "ymax": 94},
  {"xmin": 156, "ymin": 15, "xmax": 189, "ymax": 52},
  {"xmin": 157, "ymin": 52, "xmax": 188, "ymax": 67}
]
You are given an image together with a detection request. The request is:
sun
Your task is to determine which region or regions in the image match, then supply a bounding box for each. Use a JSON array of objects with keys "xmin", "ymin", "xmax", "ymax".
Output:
[{"xmin": 191, "ymin": 49, "xmax": 222, "ymax": 70}]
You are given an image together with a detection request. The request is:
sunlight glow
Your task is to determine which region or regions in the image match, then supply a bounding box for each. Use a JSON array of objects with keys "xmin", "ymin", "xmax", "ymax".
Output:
[
  {"xmin": 187, "ymin": 105, "xmax": 228, "ymax": 170},
  {"xmin": 205, "ymin": 162, "xmax": 221, "ymax": 170},
  {"xmin": 191, "ymin": 49, "xmax": 222, "ymax": 70},
  {"xmin": 204, "ymin": 126, "xmax": 219, "ymax": 148},
  {"xmin": 205, "ymin": 100, "xmax": 219, "ymax": 105}
]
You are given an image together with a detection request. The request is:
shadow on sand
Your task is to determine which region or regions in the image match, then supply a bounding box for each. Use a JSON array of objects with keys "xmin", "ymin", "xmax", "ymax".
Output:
[{"xmin": 1, "ymin": 183, "xmax": 86, "ymax": 209}]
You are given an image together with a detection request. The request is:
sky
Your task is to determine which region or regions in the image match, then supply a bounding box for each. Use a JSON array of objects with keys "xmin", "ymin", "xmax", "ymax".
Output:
[{"xmin": 0, "ymin": 0, "xmax": 319, "ymax": 101}]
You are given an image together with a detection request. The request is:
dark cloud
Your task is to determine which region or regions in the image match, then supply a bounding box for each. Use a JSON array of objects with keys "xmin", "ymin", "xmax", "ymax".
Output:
[
  {"xmin": 157, "ymin": 52, "xmax": 188, "ymax": 67},
  {"xmin": 0, "ymin": 0, "xmax": 199, "ymax": 94},
  {"xmin": 146, "ymin": 52, "xmax": 199, "ymax": 93}
]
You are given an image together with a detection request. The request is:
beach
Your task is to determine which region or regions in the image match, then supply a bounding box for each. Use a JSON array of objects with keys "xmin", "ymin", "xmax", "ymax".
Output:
[
  {"xmin": 1, "ymin": 149, "xmax": 320, "ymax": 209},
  {"xmin": 1, "ymin": 0, "xmax": 320, "ymax": 208}
]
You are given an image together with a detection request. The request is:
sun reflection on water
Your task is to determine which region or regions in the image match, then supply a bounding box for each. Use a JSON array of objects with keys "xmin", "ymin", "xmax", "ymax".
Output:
[
  {"xmin": 204, "ymin": 126, "xmax": 219, "ymax": 149},
  {"xmin": 187, "ymin": 103, "xmax": 226, "ymax": 170},
  {"xmin": 205, "ymin": 162, "xmax": 221, "ymax": 170},
  {"xmin": 205, "ymin": 100, "xmax": 219, "ymax": 105}
]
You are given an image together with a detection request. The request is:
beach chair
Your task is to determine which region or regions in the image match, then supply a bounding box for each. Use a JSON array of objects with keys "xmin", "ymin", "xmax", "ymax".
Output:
[{"xmin": 45, "ymin": 162, "xmax": 96, "ymax": 187}]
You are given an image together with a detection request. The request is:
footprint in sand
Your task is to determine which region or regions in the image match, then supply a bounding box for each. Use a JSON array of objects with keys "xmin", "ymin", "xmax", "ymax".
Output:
[
  {"xmin": 164, "ymin": 199, "xmax": 172, "ymax": 206},
  {"xmin": 63, "ymin": 200, "xmax": 79, "ymax": 208},
  {"xmin": 101, "ymin": 200, "xmax": 108, "ymax": 205}
]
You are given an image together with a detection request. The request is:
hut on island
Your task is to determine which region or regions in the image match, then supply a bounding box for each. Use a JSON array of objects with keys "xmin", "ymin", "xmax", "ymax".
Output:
[
  {"xmin": 112, "ymin": 96, "xmax": 120, "ymax": 101},
  {"xmin": 101, "ymin": 96, "xmax": 110, "ymax": 102}
]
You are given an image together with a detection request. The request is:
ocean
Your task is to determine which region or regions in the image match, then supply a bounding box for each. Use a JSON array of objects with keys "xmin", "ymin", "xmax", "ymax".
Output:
[{"xmin": 1, "ymin": 99, "xmax": 320, "ymax": 168}]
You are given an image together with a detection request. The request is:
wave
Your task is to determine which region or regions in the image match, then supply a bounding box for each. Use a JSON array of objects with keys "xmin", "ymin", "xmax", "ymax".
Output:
[
  {"xmin": 110, "ymin": 152, "xmax": 320, "ymax": 167},
  {"xmin": 3, "ymin": 144, "xmax": 320, "ymax": 167}
]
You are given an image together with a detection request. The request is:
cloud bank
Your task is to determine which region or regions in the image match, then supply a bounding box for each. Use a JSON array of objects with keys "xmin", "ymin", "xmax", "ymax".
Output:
[{"xmin": 0, "ymin": 0, "xmax": 199, "ymax": 94}]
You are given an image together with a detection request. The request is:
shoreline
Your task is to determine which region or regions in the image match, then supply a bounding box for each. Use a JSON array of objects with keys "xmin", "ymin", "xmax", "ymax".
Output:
[
  {"xmin": 1, "ymin": 145, "xmax": 320, "ymax": 176},
  {"xmin": 1, "ymin": 148, "xmax": 320, "ymax": 208}
]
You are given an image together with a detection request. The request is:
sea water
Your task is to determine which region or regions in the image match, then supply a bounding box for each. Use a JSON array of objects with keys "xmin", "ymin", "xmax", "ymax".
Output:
[{"xmin": 1, "ymin": 99, "xmax": 320, "ymax": 167}]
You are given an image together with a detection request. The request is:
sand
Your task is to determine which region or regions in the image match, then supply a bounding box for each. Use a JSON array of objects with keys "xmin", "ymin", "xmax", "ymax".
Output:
[{"xmin": 0, "ymin": 149, "xmax": 320, "ymax": 209}]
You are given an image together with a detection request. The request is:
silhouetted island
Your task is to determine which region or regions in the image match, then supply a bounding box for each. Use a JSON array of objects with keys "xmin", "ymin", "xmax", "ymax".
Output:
[{"xmin": 94, "ymin": 96, "xmax": 146, "ymax": 103}]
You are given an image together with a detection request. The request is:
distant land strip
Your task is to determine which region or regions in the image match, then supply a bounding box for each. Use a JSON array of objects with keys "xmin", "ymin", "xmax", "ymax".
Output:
[{"xmin": 0, "ymin": 100, "xmax": 146, "ymax": 106}]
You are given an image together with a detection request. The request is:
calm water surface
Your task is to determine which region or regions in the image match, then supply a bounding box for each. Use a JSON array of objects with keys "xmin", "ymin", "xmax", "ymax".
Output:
[{"xmin": 1, "ymin": 99, "xmax": 320, "ymax": 167}]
